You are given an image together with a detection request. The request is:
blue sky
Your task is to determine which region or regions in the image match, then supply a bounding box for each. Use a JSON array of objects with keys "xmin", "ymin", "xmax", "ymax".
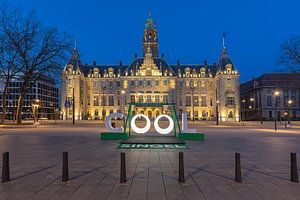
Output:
[{"xmin": 12, "ymin": 0, "xmax": 300, "ymax": 82}]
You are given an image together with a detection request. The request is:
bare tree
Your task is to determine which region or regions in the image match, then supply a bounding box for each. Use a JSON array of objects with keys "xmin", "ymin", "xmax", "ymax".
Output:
[
  {"xmin": 279, "ymin": 35, "xmax": 300, "ymax": 73},
  {"xmin": 0, "ymin": 1, "xmax": 20, "ymax": 124},
  {"xmin": 0, "ymin": 0, "xmax": 71, "ymax": 124}
]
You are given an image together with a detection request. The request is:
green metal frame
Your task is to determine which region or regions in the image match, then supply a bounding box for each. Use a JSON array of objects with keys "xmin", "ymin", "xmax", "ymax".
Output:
[{"xmin": 123, "ymin": 102, "xmax": 181, "ymax": 137}]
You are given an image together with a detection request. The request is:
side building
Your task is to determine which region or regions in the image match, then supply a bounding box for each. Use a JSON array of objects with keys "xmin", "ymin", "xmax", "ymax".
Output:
[
  {"xmin": 240, "ymin": 73, "xmax": 300, "ymax": 121},
  {"xmin": 0, "ymin": 75, "xmax": 59, "ymax": 120},
  {"xmin": 61, "ymin": 15, "xmax": 240, "ymax": 122}
]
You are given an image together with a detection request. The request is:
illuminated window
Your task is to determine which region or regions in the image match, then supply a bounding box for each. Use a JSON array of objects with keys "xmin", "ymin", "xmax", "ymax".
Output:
[
  {"xmin": 170, "ymin": 79, "xmax": 175, "ymax": 89},
  {"xmin": 123, "ymin": 80, "xmax": 128, "ymax": 89}
]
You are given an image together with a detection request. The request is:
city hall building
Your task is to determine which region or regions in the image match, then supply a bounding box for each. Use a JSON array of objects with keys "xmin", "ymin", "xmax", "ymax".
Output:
[{"xmin": 61, "ymin": 16, "xmax": 240, "ymax": 121}]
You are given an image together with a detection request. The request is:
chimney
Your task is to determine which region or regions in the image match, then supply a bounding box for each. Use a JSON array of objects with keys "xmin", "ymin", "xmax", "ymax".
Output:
[
  {"xmin": 161, "ymin": 53, "xmax": 164, "ymax": 59},
  {"xmin": 134, "ymin": 53, "xmax": 138, "ymax": 59},
  {"xmin": 177, "ymin": 60, "xmax": 180, "ymax": 66},
  {"xmin": 119, "ymin": 60, "xmax": 122, "ymax": 66},
  {"xmin": 93, "ymin": 60, "xmax": 96, "ymax": 66},
  {"xmin": 204, "ymin": 60, "xmax": 207, "ymax": 65}
]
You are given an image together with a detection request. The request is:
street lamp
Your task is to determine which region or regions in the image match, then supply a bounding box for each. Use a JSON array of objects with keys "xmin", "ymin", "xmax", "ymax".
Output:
[
  {"xmin": 284, "ymin": 111, "xmax": 288, "ymax": 128},
  {"xmin": 190, "ymin": 85, "xmax": 195, "ymax": 122},
  {"xmin": 288, "ymin": 100, "xmax": 292, "ymax": 125},
  {"xmin": 241, "ymin": 99, "xmax": 246, "ymax": 126},
  {"xmin": 121, "ymin": 90, "xmax": 126, "ymax": 127},
  {"xmin": 250, "ymin": 98, "xmax": 254, "ymax": 121},
  {"xmin": 216, "ymin": 100, "xmax": 219, "ymax": 126},
  {"xmin": 102, "ymin": 86, "xmax": 106, "ymax": 121},
  {"xmin": 32, "ymin": 99, "xmax": 40, "ymax": 124},
  {"xmin": 274, "ymin": 91, "xmax": 280, "ymax": 131}
]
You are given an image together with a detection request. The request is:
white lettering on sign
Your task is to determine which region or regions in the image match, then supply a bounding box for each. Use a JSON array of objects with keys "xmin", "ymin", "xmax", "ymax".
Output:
[
  {"xmin": 105, "ymin": 112, "xmax": 193, "ymax": 134},
  {"xmin": 105, "ymin": 112, "xmax": 124, "ymax": 132},
  {"xmin": 153, "ymin": 114, "xmax": 174, "ymax": 134},
  {"xmin": 130, "ymin": 114, "xmax": 151, "ymax": 134}
]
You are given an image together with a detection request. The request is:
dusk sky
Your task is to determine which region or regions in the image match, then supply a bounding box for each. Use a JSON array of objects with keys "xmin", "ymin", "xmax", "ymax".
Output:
[{"xmin": 12, "ymin": 0, "xmax": 300, "ymax": 82}]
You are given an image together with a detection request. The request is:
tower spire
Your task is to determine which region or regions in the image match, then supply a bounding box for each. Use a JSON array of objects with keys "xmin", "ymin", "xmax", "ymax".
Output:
[{"xmin": 222, "ymin": 32, "xmax": 225, "ymax": 49}]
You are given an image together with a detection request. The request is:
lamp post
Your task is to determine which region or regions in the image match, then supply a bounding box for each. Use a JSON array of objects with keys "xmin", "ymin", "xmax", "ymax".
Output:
[
  {"xmin": 190, "ymin": 85, "xmax": 195, "ymax": 122},
  {"xmin": 72, "ymin": 88, "xmax": 75, "ymax": 125},
  {"xmin": 288, "ymin": 100, "xmax": 292, "ymax": 125},
  {"xmin": 274, "ymin": 91, "xmax": 280, "ymax": 131},
  {"xmin": 102, "ymin": 86, "xmax": 106, "ymax": 121},
  {"xmin": 259, "ymin": 92, "xmax": 263, "ymax": 125},
  {"xmin": 32, "ymin": 99, "xmax": 40, "ymax": 124},
  {"xmin": 121, "ymin": 90, "xmax": 126, "ymax": 127},
  {"xmin": 250, "ymin": 98, "xmax": 254, "ymax": 121},
  {"xmin": 241, "ymin": 99, "xmax": 246, "ymax": 126},
  {"xmin": 284, "ymin": 112, "xmax": 288, "ymax": 128},
  {"xmin": 216, "ymin": 100, "xmax": 219, "ymax": 126}
]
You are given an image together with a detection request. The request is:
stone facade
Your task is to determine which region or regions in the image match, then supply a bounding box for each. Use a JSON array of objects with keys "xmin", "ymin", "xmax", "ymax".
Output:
[
  {"xmin": 240, "ymin": 73, "xmax": 300, "ymax": 121},
  {"xmin": 60, "ymin": 16, "xmax": 240, "ymax": 121}
]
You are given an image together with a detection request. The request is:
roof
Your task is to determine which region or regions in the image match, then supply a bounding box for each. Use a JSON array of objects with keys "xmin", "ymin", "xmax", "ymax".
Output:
[{"xmin": 240, "ymin": 73, "xmax": 300, "ymax": 92}]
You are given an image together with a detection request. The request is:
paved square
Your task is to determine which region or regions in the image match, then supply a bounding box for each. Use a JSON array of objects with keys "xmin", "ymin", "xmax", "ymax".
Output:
[{"xmin": 0, "ymin": 122, "xmax": 299, "ymax": 200}]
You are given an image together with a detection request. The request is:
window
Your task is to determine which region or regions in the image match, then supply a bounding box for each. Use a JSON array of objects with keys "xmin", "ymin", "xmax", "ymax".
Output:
[
  {"xmin": 147, "ymin": 80, "xmax": 151, "ymax": 86},
  {"xmin": 275, "ymin": 96, "xmax": 280, "ymax": 107},
  {"xmin": 267, "ymin": 96, "xmax": 272, "ymax": 107},
  {"xmin": 185, "ymin": 96, "xmax": 191, "ymax": 106},
  {"xmin": 138, "ymin": 80, "xmax": 143, "ymax": 86},
  {"xmin": 116, "ymin": 81, "xmax": 121, "ymax": 88},
  {"xmin": 138, "ymin": 95, "xmax": 144, "ymax": 102},
  {"xmin": 102, "ymin": 95, "xmax": 106, "ymax": 106},
  {"xmin": 93, "ymin": 96, "xmax": 99, "ymax": 106},
  {"xmin": 193, "ymin": 96, "xmax": 199, "ymax": 106},
  {"xmin": 95, "ymin": 109, "xmax": 99, "ymax": 116},
  {"xmin": 109, "ymin": 81, "xmax": 113, "ymax": 88},
  {"xmin": 163, "ymin": 80, "xmax": 168, "ymax": 86},
  {"xmin": 163, "ymin": 95, "xmax": 168, "ymax": 103},
  {"xmin": 154, "ymin": 95, "xmax": 160, "ymax": 102},
  {"xmin": 109, "ymin": 96, "xmax": 114, "ymax": 106},
  {"xmin": 201, "ymin": 96, "xmax": 207, "ymax": 107},
  {"xmin": 226, "ymin": 97, "xmax": 235, "ymax": 106},
  {"xmin": 130, "ymin": 80, "xmax": 135, "ymax": 86},
  {"xmin": 146, "ymin": 95, "xmax": 151, "ymax": 102},
  {"xmin": 178, "ymin": 97, "xmax": 182, "ymax": 106},
  {"xmin": 155, "ymin": 80, "xmax": 159, "ymax": 86},
  {"xmin": 130, "ymin": 95, "xmax": 135, "ymax": 103}
]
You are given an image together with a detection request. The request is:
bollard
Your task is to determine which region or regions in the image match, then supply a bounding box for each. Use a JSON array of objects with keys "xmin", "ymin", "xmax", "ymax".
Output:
[
  {"xmin": 290, "ymin": 153, "xmax": 299, "ymax": 183},
  {"xmin": 179, "ymin": 152, "xmax": 185, "ymax": 183},
  {"xmin": 2, "ymin": 152, "xmax": 10, "ymax": 183},
  {"xmin": 235, "ymin": 152, "xmax": 242, "ymax": 183},
  {"xmin": 62, "ymin": 152, "xmax": 69, "ymax": 182},
  {"xmin": 120, "ymin": 152, "xmax": 127, "ymax": 183}
]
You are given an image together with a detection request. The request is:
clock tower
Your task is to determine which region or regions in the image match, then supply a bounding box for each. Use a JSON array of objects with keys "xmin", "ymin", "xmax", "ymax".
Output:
[{"xmin": 143, "ymin": 14, "xmax": 158, "ymax": 58}]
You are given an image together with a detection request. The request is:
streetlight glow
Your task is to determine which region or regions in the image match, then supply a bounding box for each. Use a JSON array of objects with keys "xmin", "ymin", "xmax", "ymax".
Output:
[{"xmin": 274, "ymin": 91, "xmax": 279, "ymax": 96}]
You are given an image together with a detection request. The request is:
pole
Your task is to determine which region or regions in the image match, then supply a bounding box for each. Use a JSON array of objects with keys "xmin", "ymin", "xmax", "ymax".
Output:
[
  {"xmin": 178, "ymin": 152, "xmax": 185, "ymax": 183},
  {"xmin": 274, "ymin": 101, "xmax": 277, "ymax": 131},
  {"xmin": 260, "ymin": 92, "xmax": 263, "ymax": 125},
  {"xmin": 216, "ymin": 103, "xmax": 219, "ymax": 126},
  {"xmin": 72, "ymin": 88, "xmax": 75, "ymax": 125},
  {"xmin": 235, "ymin": 152, "xmax": 242, "ymax": 183},
  {"xmin": 290, "ymin": 153, "xmax": 299, "ymax": 183},
  {"xmin": 288, "ymin": 104, "xmax": 291, "ymax": 125},
  {"xmin": 120, "ymin": 152, "xmax": 127, "ymax": 183},
  {"xmin": 2, "ymin": 152, "xmax": 10, "ymax": 183},
  {"xmin": 62, "ymin": 152, "xmax": 69, "ymax": 182}
]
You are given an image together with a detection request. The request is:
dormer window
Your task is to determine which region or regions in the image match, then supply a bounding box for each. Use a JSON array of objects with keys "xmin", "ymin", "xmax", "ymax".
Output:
[
  {"xmin": 108, "ymin": 67, "xmax": 114, "ymax": 78},
  {"xmin": 200, "ymin": 67, "xmax": 206, "ymax": 77},
  {"xmin": 185, "ymin": 67, "xmax": 190, "ymax": 77},
  {"xmin": 225, "ymin": 64, "xmax": 232, "ymax": 74}
]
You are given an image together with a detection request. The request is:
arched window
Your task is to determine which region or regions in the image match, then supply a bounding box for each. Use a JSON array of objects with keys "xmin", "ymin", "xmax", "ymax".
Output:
[{"xmin": 95, "ymin": 109, "xmax": 99, "ymax": 116}]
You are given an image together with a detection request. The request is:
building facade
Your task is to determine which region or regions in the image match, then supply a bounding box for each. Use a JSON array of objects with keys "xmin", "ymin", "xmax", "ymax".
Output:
[
  {"xmin": 61, "ymin": 16, "xmax": 240, "ymax": 121},
  {"xmin": 0, "ymin": 75, "xmax": 59, "ymax": 120},
  {"xmin": 240, "ymin": 73, "xmax": 300, "ymax": 121}
]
